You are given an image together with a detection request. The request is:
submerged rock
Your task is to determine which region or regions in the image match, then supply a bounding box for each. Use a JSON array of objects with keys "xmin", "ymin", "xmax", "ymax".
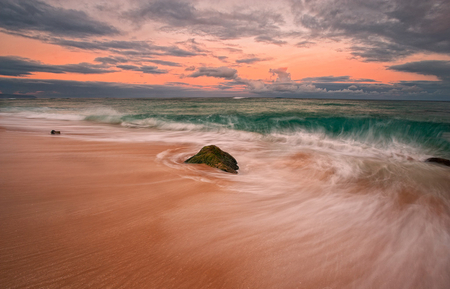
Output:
[
  {"xmin": 425, "ymin": 157, "xmax": 450, "ymax": 167},
  {"xmin": 51, "ymin": 130, "xmax": 61, "ymax": 135},
  {"xmin": 185, "ymin": 145, "xmax": 239, "ymax": 174}
]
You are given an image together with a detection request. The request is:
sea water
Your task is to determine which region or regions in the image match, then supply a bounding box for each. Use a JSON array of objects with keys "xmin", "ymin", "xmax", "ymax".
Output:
[{"xmin": 1, "ymin": 97, "xmax": 450, "ymax": 288}]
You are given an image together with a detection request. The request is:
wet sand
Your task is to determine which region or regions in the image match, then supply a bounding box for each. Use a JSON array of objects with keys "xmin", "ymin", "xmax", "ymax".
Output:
[
  {"xmin": 2, "ymin": 128, "xmax": 450, "ymax": 289},
  {"xmin": 0, "ymin": 129, "xmax": 253, "ymax": 288}
]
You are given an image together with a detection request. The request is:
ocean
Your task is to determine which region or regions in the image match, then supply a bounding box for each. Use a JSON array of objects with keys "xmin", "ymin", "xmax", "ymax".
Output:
[{"xmin": 1, "ymin": 97, "xmax": 450, "ymax": 288}]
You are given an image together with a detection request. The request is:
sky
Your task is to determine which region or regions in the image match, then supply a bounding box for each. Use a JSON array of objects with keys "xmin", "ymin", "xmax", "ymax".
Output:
[{"xmin": 0, "ymin": 0, "xmax": 449, "ymax": 100}]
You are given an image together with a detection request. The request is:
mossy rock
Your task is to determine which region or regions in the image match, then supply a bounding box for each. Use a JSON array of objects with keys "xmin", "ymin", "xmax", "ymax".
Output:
[{"xmin": 185, "ymin": 145, "xmax": 239, "ymax": 174}]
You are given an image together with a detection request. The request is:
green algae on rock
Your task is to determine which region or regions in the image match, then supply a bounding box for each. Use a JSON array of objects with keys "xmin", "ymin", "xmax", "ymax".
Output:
[{"xmin": 185, "ymin": 145, "xmax": 239, "ymax": 174}]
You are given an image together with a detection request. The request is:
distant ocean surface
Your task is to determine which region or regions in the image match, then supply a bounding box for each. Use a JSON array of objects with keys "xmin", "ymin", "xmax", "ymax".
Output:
[{"xmin": 2, "ymin": 97, "xmax": 450, "ymax": 288}]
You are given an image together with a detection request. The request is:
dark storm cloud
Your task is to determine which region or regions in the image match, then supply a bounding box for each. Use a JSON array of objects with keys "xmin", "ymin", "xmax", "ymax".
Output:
[
  {"xmin": 291, "ymin": 0, "xmax": 450, "ymax": 62},
  {"xmin": 116, "ymin": 65, "xmax": 168, "ymax": 74},
  {"xmin": 125, "ymin": 0, "xmax": 285, "ymax": 41},
  {"xmin": 189, "ymin": 67, "xmax": 238, "ymax": 79},
  {"xmin": 388, "ymin": 60, "xmax": 450, "ymax": 81},
  {"xmin": 0, "ymin": 0, "xmax": 119, "ymax": 37},
  {"xmin": 0, "ymin": 56, "xmax": 116, "ymax": 76},
  {"xmin": 301, "ymin": 76, "xmax": 378, "ymax": 83}
]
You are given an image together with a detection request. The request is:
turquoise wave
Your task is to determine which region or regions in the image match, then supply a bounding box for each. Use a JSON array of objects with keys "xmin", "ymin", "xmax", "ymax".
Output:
[{"xmin": 117, "ymin": 111, "xmax": 450, "ymax": 156}]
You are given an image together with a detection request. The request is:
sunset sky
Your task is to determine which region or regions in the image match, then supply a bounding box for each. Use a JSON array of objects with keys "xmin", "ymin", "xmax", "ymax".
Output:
[{"xmin": 0, "ymin": 0, "xmax": 449, "ymax": 99}]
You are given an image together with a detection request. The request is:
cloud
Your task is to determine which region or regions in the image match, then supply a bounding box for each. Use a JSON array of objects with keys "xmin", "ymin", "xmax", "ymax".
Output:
[
  {"xmin": 269, "ymin": 68, "xmax": 292, "ymax": 82},
  {"xmin": 185, "ymin": 66, "xmax": 195, "ymax": 71},
  {"xmin": 295, "ymin": 40, "xmax": 315, "ymax": 48},
  {"xmin": 397, "ymin": 80, "xmax": 450, "ymax": 93},
  {"xmin": 221, "ymin": 67, "xmax": 449, "ymax": 98},
  {"xmin": 94, "ymin": 57, "xmax": 129, "ymax": 64},
  {"xmin": 116, "ymin": 65, "xmax": 139, "ymax": 70},
  {"xmin": 0, "ymin": 56, "xmax": 116, "ymax": 76},
  {"xmin": 52, "ymin": 39, "xmax": 153, "ymax": 51},
  {"xmin": 1, "ymin": 76, "xmax": 449, "ymax": 100},
  {"xmin": 228, "ymin": 68, "xmax": 325, "ymax": 94},
  {"xmin": 116, "ymin": 65, "xmax": 168, "ymax": 74},
  {"xmin": 176, "ymin": 38, "xmax": 209, "ymax": 53},
  {"xmin": 163, "ymin": 46, "xmax": 198, "ymax": 57},
  {"xmin": 291, "ymin": 0, "xmax": 450, "ymax": 62},
  {"xmin": 349, "ymin": 41, "xmax": 413, "ymax": 62},
  {"xmin": 164, "ymin": 81, "xmax": 190, "ymax": 86},
  {"xmin": 388, "ymin": 60, "xmax": 450, "ymax": 81},
  {"xmin": 237, "ymin": 78, "xmax": 325, "ymax": 94},
  {"xmin": 264, "ymin": 68, "xmax": 325, "ymax": 92},
  {"xmin": 222, "ymin": 47, "xmax": 244, "ymax": 54},
  {"xmin": 216, "ymin": 56, "xmax": 229, "ymax": 62},
  {"xmin": 236, "ymin": 57, "xmax": 271, "ymax": 64},
  {"xmin": 301, "ymin": 76, "xmax": 378, "ymax": 82},
  {"xmin": 125, "ymin": 0, "xmax": 285, "ymax": 41},
  {"xmin": 3, "ymin": 0, "xmax": 449, "ymax": 71},
  {"xmin": 50, "ymin": 39, "xmax": 200, "ymax": 58},
  {"xmin": 254, "ymin": 36, "xmax": 287, "ymax": 46},
  {"xmin": 146, "ymin": 60, "xmax": 181, "ymax": 67},
  {"xmin": 0, "ymin": 0, "xmax": 119, "ymax": 37},
  {"xmin": 139, "ymin": 66, "xmax": 169, "ymax": 74},
  {"xmin": 0, "ymin": 77, "xmax": 243, "ymax": 98},
  {"xmin": 189, "ymin": 67, "xmax": 238, "ymax": 79}
]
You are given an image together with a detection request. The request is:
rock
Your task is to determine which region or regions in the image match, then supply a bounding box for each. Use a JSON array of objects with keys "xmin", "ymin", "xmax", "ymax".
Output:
[
  {"xmin": 425, "ymin": 157, "xmax": 450, "ymax": 167},
  {"xmin": 185, "ymin": 145, "xmax": 239, "ymax": 174},
  {"xmin": 51, "ymin": 130, "xmax": 61, "ymax": 135}
]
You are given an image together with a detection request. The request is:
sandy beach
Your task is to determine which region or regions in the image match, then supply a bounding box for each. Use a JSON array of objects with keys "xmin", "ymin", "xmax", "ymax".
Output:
[
  {"xmin": 0, "ymin": 129, "xmax": 257, "ymax": 288},
  {"xmin": 1, "ymin": 109, "xmax": 450, "ymax": 289},
  {"xmin": 2, "ymin": 0, "xmax": 450, "ymax": 286}
]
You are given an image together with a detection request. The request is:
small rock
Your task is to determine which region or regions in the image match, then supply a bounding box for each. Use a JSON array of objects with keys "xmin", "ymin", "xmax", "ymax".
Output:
[
  {"xmin": 185, "ymin": 145, "xmax": 239, "ymax": 174},
  {"xmin": 425, "ymin": 157, "xmax": 450, "ymax": 167},
  {"xmin": 51, "ymin": 130, "xmax": 61, "ymax": 135}
]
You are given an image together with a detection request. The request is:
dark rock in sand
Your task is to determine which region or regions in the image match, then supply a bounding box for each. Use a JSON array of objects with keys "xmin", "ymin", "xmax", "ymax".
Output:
[
  {"xmin": 425, "ymin": 157, "xmax": 450, "ymax": 167},
  {"xmin": 51, "ymin": 130, "xmax": 61, "ymax": 135},
  {"xmin": 185, "ymin": 145, "xmax": 239, "ymax": 174}
]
